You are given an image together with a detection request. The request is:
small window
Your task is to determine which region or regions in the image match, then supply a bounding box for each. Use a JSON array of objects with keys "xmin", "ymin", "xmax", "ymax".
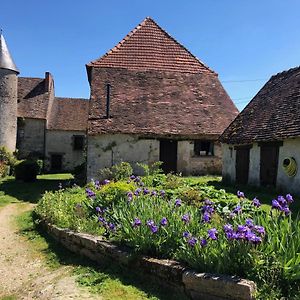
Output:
[
  {"xmin": 194, "ymin": 140, "xmax": 214, "ymax": 156},
  {"xmin": 73, "ymin": 135, "xmax": 85, "ymax": 150}
]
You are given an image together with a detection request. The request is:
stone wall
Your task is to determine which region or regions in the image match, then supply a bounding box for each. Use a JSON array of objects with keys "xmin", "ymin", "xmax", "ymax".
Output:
[
  {"xmin": 222, "ymin": 139, "xmax": 300, "ymax": 195},
  {"xmin": 87, "ymin": 134, "xmax": 160, "ymax": 180},
  {"xmin": 17, "ymin": 118, "xmax": 46, "ymax": 158},
  {"xmin": 41, "ymin": 219, "xmax": 256, "ymax": 300},
  {"xmin": 178, "ymin": 141, "xmax": 222, "ymax": 176},
  {"xmin": 87, "ymin": 134, "xmax": 222, "ymax": 181},
  {"xmin": 45, "ymin": 130, "xmax": 86, "ymax": 171},
  {"xmin": 277, "ymin": 138, "xmax": 300, "ymax": 195},
  {"xmin": 221, "ymin": 144, "xmax": 236, "ymax": 183},
  {"xmin": 0, "ymin": 69, "xmax": 18, "ymax": 152}
]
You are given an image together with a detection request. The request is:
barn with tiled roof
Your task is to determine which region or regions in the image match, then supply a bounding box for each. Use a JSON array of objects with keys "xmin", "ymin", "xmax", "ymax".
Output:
[
  {"xmin": 86, "ymin": 17, "xmax": 238, "ymax": 179},
  {"xmin": 220, "ymin": 66, "xmax": 300, "ymax": 194}
]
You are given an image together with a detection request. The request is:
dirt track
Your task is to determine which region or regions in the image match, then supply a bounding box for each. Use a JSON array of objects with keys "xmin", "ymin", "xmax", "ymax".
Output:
[{"xmin": 0, "ymin": 203, "xmax": 102, "ymax": 299}]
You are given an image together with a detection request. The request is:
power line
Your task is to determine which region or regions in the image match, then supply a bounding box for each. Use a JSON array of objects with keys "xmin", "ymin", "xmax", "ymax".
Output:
[{"xmin": 221, "ymin": 78, "xmax": 267, "ymax": 83}]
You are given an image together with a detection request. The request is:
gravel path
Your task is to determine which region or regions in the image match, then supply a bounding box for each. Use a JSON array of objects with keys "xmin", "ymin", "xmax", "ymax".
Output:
[{"xmin": 0, "ymin": 203, "xmax": 102, "ymax": 299}]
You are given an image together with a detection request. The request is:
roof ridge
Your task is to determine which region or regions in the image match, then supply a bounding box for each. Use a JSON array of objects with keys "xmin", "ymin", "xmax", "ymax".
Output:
[
  {"xmin": 87, "ymin": 17, "xmax": 215, "ymax": 74},
  {"xmin": 19, "ymin": 76, "xmax": 44, "ymax": 80},
  {"xmin": 270, "ymin": 65, "xmax": 300, "ymax": 79}
]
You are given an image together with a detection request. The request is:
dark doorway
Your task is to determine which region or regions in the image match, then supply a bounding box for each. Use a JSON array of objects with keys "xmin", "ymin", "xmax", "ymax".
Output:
[
  {"xmin": 159, "ymin": 139, "xmax": 177, "ymax": 174},
  {"xmin": 235, "ymin": 147, "xmax": 250, "ymax": 184},
  {"xmin": 51, "ymin": 154, "xmax": 63, "ymax": 172},
  {"xmin": 260, "ymin": 144, "xmax": 280, "ymax": 186}
]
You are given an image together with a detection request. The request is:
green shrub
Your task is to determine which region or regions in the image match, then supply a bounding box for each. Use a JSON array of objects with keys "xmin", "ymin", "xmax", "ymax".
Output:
[
  {"xmin": 97, "ymin": 162, "xmax": 133, "ymax": 181},
  {"xmin": 137, "ymin": 161, "xmax": 163, "ymax": 176},
  {"xmin": 72, "ymin": 162, "xmax": 86, "ymax": 185},
  {"xmin": 94, "ymin": 181, "xmax": 135, "ymax": 207},
  {"xmin": 0, "ymin": 161, "xmax": 9, "ymax": 178},
  {"xmin": 36, "ymin": 186, "xmax": 103, "ymax": 234},
  {"xmin": 0, "ymin": 146, "xmax": 18, "ymax": 177},
  {"xmin": 15, "ymin": 159, "xmax": 40, "ymax": 182}
]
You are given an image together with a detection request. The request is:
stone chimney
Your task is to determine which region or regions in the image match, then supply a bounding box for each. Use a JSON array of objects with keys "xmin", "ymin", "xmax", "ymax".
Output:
[{"xmin": 45, "ymin": 71, "xmax": 53, "ymax": 92}]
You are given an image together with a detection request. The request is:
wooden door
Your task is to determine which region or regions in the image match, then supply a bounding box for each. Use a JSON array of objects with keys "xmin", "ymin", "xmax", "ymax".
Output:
[
  {"xmin": 159, "ymin": 140, "xmax": 177, "ymax": 174},
  {"xmin": 260, "ymin": 145, "xmax": 279, "ymax": 186},
  {"xmin": 235, "ymin": 148, "xmax": 250, "ymax": 184}
]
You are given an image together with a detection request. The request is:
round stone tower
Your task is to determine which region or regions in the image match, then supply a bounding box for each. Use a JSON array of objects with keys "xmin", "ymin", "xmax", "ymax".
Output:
[{"xmin": 0, "ymin": 31, "xmax": 19, "ymax": 152}]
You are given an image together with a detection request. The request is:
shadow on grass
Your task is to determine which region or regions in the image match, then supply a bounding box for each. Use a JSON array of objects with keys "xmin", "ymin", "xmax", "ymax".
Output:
[
  {"xmin": 32, "ymin": 220, "xmax": 187, "ymax": 300},
  {"xmin": 0, "ymin": 175, "xmax": 73, "ymax": 204},
  {"xmin": 207, "ymin": 179, "xmax": 300, "ymax": 212}
]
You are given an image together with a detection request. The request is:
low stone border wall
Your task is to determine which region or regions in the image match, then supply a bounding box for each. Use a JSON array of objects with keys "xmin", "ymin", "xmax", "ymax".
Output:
[{"xmin": 40, "ymin": 220, "xmax": 256, "ymax": 300}]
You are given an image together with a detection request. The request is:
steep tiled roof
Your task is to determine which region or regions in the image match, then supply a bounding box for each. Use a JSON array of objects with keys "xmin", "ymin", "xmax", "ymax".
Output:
[
  {"xmin": 220, "ymin": 66, "xmax": 300, "ymax": 144},
  {"xmin": 48, "ymin": 97, "xmax": 89, "ymax": 131},
  {"xmin": 17, "ymin": 77, "xmax": 49, "ymax": 119},
  {"xmin": 88, "ymin": 68, "xmax": 238, "ymax": 136},
  {"xmin": 87, "ymin": 17, "xmax": 214, "ymax": 74}
]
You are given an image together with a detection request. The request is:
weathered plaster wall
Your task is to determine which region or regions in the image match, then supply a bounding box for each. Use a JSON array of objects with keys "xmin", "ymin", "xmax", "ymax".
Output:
[
  {"xmin": 0, "ymin": 69, "xmax": 18, "ymax": 152},
  {"xmin": 45, "ymin": 130, "xmax": 86, "ymax": 171},
  {"xmin": 177, "ymin": 141, "xmax": 222, "ymax": 175},
  {"xmin": 87, "ymin": 134, "xmax": 160, "ymax": 180},
  {"xmin": 17, "ymin": 118, "xmax": 46, "ymax": 158},
  {"xmin": 248, "ymin": 143, "xmax": 260, "ymax": 186},
  {"xmin": 221, "ymin": 144, "xmax": 236, "ymax": 183},
  {"xmin": 277, "ymin": 138, "xmax": 300, "ymax": 195}
]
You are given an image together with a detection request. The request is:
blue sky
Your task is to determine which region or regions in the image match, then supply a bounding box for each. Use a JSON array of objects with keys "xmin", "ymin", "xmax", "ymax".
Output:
[{"xmin": 1, "ymin": 0, "xmax": 300, "ymax": 111}]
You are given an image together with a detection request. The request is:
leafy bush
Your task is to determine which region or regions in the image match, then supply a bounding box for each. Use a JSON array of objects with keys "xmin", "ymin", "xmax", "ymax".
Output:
[
  {"xmin": 0, "ymin": 146, "xmax": 18, "ymax": 177},
  {"xmin": 15, "ymin": 159, "xmax": 40, "ymax": 182},
  {"xmin": 97, "ymin": 162, "xmax": 133, "ymax": 181},
  {"xmin": 93, "ymin": 181, "xmax": 135, "ymax": 208},
  {"xmin": 35, "ymin": 186, "xmax": 103, "ymax": 235},
  {"xmin": 72, "ymin": 162, "xmax": 86, "ymax": 185}
]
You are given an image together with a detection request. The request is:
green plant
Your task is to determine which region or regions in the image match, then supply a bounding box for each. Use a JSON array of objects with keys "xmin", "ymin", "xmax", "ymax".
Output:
[
  {"xmin": 97, "ymin": 162, "xmax": 133, "ymax": 182},
  {"xmin": 15, "ymin": 160, "xmax": 40, "ymax": 182},
  {"xmin": 0, "ymin": 146, "xmax": 18, "ymax": 177},
  {"xmin": 72, "ymin": 162, "xmax": 86, "ymax": 185}
]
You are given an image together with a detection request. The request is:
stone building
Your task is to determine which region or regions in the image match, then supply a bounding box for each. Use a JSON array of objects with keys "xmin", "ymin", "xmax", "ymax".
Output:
[
  {"xmin": 0, "ymin": 32, "xmax": 88, "ymax": 172},
  {"xmin": 220, "ymin": 66, "xmax": 300, "ymax": 195},
  {"xmin": 86, "ymin": 17, "xmax": 238, "ymax": 180}
]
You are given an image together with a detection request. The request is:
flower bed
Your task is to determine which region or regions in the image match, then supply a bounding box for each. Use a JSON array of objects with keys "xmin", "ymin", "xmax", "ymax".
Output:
[{"xmin": 36, "ymin": 172, "xmax": 300, "ymax": 300}]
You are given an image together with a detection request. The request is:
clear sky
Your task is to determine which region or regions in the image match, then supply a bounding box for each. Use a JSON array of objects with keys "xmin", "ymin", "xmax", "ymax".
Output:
[{"xmin": 1, "ymin": 0, "xmax": 300, "ymax": 111}]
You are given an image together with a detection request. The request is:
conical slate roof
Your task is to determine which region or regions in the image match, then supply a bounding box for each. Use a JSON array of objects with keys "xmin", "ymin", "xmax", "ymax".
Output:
[
  {"xmin": 87, "ymin": 17, "xmax": 213, "ymax": 74},
  {"xmin": 0, "ymin": 32, "xmax": 19, "ymax": 74}
]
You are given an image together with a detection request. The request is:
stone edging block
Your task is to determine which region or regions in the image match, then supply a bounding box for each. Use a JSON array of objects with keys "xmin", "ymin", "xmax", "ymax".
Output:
[{"xmin": 39, "ymin": 219, "xmax": 256, "ymax": 300}]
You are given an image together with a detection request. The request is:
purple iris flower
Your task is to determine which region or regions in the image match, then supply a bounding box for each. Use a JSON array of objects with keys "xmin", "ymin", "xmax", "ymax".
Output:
[
  {"xmin": 109, "ymin": 223, "xmax": 116, "ymax": 231},
  {"xmin": 254, "ymin": 225, "xmax": 265, "ymax": 236},
  {"xmin": 245, "ymin": 219, "xmax": 254, "ymax": 228},
  {"xmin": 95, "ymin": 206, "xmax": 101, "ymax": 213},
  {"xmin": 204, "ymin": 199, "xmax": 214, "ymax": 206},
  {"xmin": 98, "ymin": 216, "xmax": 107, "ymax": 225},
  {"xmin": 160, "ymin": 217, "xmax": 168, "ymax": 226},
  {"xmin": 282, "ymin": 206, "xmax": 291, "ymax": 216},
  {"xmin": 277, "ymin": 196, "xmax": 287, "ymax": 206},
  {"xmin": 150, "ymin": 225, "xmax": 158, "ymax": 234},
  {"xmin": 233, "ymin": 205, "xmax": 242, "ymax": 214},
  {"xmin": 237, "ymin": 225, "xmax": 248, "ymax": 233},
  {"xmin": 183, "ymin": 231, "xmax": 191, "ymax": 238},
  {"xmin": 143, "ymin": 188, "xmax": 150, "ymax": 195},
  {"xmin": 272, "ymin": 199, "xmax": 282, "ymax": 210},
  {"xmin": 202, "ymin": 212, "xmax": 211, "ymax": 223},
  {"xmin": 160, "ymin": 190, "xmax": 166, "ymax": 197},
  {"xmin": 188, "ymin": 237, "xmax": 197, "ymax": 247},
  {"xmin": 134, "ymin": 188, "xmax": 142, "ymax": 196},
  {"xmin": 252, "ymin": 197, "xmax": 261, "ymax": 207},
  {"xmin": 151, "ymin": 190, "xmax": 157, "ymax": 197},
  {"xmin": 208, "ymin": 228, "xmax": 218, "ymax": 240},
  {"xmin": 181, "ymin": 214, "xmax": 190, "ymax": 224},
  {"xmin": 132, "ymin": 218, "xmax": 142, "ymax": 227},
  {"xmin": 103, "ymin": 179, "xmax": 110, "ymax": 185},
  {"xmin": 223, "ymin": 224, "xmax": 233, "ymax": 232},
  {"xmin": 175, "ymin": 199, "xmax": 182, "ymax": 207},
  {"xmin": 286, "ymin": 194, "xmax": 294, "ymax": 203},
  {"xmin": 130, "ymin": 175, "xmax": 135, "ymax": 180},
  {"xmin": 200, "ymin": 238, "xmax": 208, "ymax": 247},
  {"xmin": 237, "ymin": 191, "xmax": 245, "ymax": 198},
  {"xmin": 127, "ymin": 191, "xmax": 133, "ymax": 201},
  {"xmin": 202, "ymin": 205, "xmax": 214, "ymax": 214},
  {"xmin": 147, "ymin": 219, "xmax": 155, "ymax": 227},
  {"xmin": 86, "ymin": 188, "xmax": 96, "ymax": 198},
  {"xmin": 249, "ymin": 235, "xmax": 262, "ymax": 245}
]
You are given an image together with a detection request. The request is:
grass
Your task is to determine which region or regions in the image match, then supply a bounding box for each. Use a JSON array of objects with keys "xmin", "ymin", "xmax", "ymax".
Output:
[
  {"xmin": 0, "ymin": 173, "xmax": 73, "ymax": 205},
  {"xmin": 16, "ymin": 210, "xmax": 187, "ymax": 300}
]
